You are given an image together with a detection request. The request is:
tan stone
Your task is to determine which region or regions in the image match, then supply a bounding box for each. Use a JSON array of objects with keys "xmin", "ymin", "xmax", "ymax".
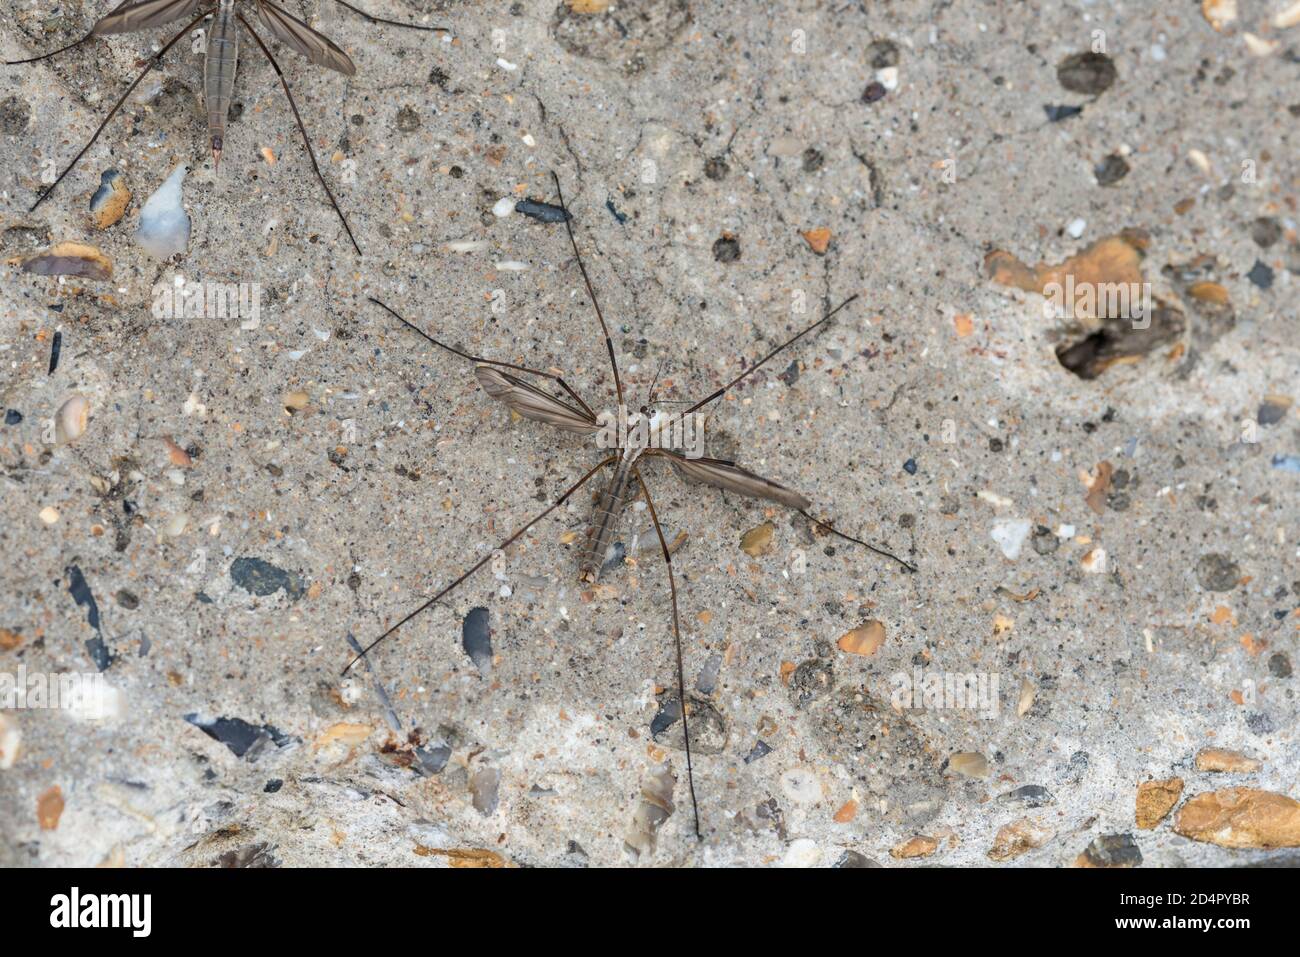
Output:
[
  {"xmin": 988, "ymin": 818, "xmax": 1054, "ymax": 861},
  {"xmin": 1136, "ymin": 778, "xmax": 1184, "ymax": 829},
  {"xmin": 890, "ymin": 835, "xmax": 939, "ymax": 859},
  {"xmin": 1194, "ymin": 747, "xmax": 1261, "ymax": 773},
  {"xmin": 1174, "ymin": 788, "xmax": 1300, "ymax": 849}
]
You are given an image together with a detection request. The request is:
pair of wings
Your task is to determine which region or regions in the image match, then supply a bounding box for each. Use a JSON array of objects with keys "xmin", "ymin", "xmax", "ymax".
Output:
[
  {"xmin": 473, "ymin": 365, "xmax": 812, "ymax": 511},
  {"xmin": 92, "ymin": 0, "xmax": 357, "ymax": 76}
]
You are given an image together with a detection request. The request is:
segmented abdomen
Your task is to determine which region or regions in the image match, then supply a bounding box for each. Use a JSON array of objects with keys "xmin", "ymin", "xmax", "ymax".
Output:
[
  {"xmin": 204, "ymin": 1, "xmax": 239, "ymax": 152},
  {"xmin": 580, "ymin": 460, "xmax": 635, "ymax": 582}
]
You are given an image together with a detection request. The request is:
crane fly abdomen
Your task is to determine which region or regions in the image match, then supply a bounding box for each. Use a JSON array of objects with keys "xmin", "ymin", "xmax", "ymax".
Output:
[
  {"xmin": 580, "ymin": 458, "xmax": 637, "ymax": 582},
  {"xmin": 204, "ymin": 0, "xmax": 239, "ymax": 170}
]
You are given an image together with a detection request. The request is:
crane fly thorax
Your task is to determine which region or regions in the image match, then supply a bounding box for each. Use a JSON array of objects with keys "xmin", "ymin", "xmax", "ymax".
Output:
[{"xmin": 594, "ymin": 407, "xmax": 706, "ymax": 461}]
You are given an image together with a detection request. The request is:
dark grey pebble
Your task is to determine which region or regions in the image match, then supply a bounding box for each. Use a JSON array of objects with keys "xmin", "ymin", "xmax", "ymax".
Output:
[
  {"xmin": 1268, "ymin": 652, "xmax": 1292, "ymax": 678},
  {"xmin": 115, "ymin": 589, "xmax": 139, "ymax": 610},
  {"xmin": 712, "ymin": 234, "xmax": 740, "ymax": 262},
  {"xmin": 801, "ymin": 148, "xmax": 823, "ymax": 173},
  {"xmin": 48, "ymin": 330, "xmax": 62, "ymax": 375},
  {"xmin": 997, "ymin": 784, "xmax": 1055, "ymax": 808},
  {"xmin": 230, "ymin": 556, "xmax": 305, "ymax": 600},
  {"xmin": 264, "ymin": 779, "xmax": 283, "ymax": 793},
  {"xmin": 1044, "ymin": 104, "xmax": 1084, "ymax": 122},
  {"xmin": 779, "ymin": 359, "xmax": 800, "ymax": 386},
  {"xmin": 1079, "ymin": 833, "xmax": 1142, "ymax": 867},
  {"xmin": 861, "ymin": 81, "xmax": 887, "ymax": 103},
  {"xmin": 1195, "ymin": 553, "xmax": 1240, "ymax": 592},
  {"xmin": 1251, "ymin": 217, "xmax": 1282, "ymax": 248},
  {"xmin": 835, "ymin": 850, "xmax": 882, "ymax": 868},
  {"xmin": 184, "ymin": 714, "xmax": 290, "ymax": 760},
  {"xmin": 462, "ymin": 606, "xmax": 492, "ymax": 675},
  {"xmin": 1258, "ymin": 399, "xmax": 1290, "ymax": 426},
  {"xmin": 4, "ymin": 409, "xmax": 21, "ymax": 425},
  {"xmin": 1056, "ymin": 51, "xmax": 1116, "ymax": 95},
  {"xmin": 605, "ymin": 197, "xmax": 628, "ymax": 223},
  {"xmin": 515, "ymin": 198, "xmax": 570, "ymax": 223},
  {"xmin": 1247, "ymin": 260, "xmax": 1274, "ymax": 290},
  {"xmin": 744, "ymin": 740, "xmax": 772, "ymax": 763},
  {"xmin": 1094, "ymin": 153, "xmax": 1130, "ymax": 186},
  {"xmin": 703, "ymin": 156, "xmax": 728, "ymax": 180},
  {"xmin": 903, "ymin": 458, "xmax": 917, "ymax": 475},
  {"xmin": 66, "ymin": 564, "xmax": 110, "ymax": 671}
]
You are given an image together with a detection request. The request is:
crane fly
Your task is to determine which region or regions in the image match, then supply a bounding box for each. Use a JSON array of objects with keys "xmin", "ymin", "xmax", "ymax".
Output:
[
  {"xmin": 348, "ymin": 172, "xmax": 916, "ymax": 839},
  {"xmin": 5, "ymin": 0, "xmax": 448, "ymax": 254}
]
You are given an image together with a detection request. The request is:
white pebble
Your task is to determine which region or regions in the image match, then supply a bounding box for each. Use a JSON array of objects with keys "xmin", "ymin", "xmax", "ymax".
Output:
[
  {"xmin": 1066, "ymin": 217, "xmax": 1086, "ymax": 239},
  {"xmin": 492, "ymin": 196, "xmax": 515, "ymax": 218},
  {"xmin": 136, "ymin": 164, "xmax": 191, "ymax": 259},
  {"xmin": 780, "ymin": 767, "xmax": 823, "ymax": 804},
  {"xmin": 39, "ymin": 506, "xmax": 60, "ymax": 525},
  {"xmin": 990, "ymin": 518, "xmax": 1032, "ymax": 560},
  {"xmin": 0, "ymin": 712, "xmax": 19, "ymax": 769},
  {"xmin": 780, "ymin": 839, "xmax": 822, "ymax": 868}
]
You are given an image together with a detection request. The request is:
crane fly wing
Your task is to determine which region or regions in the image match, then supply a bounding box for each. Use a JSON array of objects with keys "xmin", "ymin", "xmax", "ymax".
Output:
[
  {"xmin": 92, "ymin": 0, "xmax": 205, "ymax": 35},
  {"xmin": 255, "ymin": 0, "xmax": 357, "ymax": 76},
  {"xmin": 474, "ymin": 366, "xmax": 601, "ymax": 435},
  {"xmin": 657, "ymin": 450, "xmax": 812, "ymax": 510}
]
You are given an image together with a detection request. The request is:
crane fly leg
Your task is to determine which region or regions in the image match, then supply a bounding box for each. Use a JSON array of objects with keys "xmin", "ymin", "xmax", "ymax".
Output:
[{"xmin": 634, "ymin": 464, "xmax": 702, "ymax": 840}]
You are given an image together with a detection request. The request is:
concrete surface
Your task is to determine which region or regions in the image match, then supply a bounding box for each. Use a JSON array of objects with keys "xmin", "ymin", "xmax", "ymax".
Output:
[{"xmin": 0, "ymin": 0, "xmax": 1297, "ymax": 867}]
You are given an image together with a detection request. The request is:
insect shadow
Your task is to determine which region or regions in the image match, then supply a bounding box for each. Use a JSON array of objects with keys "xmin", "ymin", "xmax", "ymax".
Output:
[
  {"xmin": 5, "ymin": 0, "xmax": 449, "ymax": 253},
  {"xmin": 348, "ymin": 172, "xmax": 916, "ymax": 839}
]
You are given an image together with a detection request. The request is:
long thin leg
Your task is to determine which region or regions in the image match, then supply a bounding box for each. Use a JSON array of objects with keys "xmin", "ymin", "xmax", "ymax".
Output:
[
  {"xmin": 368, "ymin": 296, "xmax": 598, "ymax": 422},
  {"xmin": 331, "ymin": 0, "xmax": 451, "ymax": 32},
  {"xmin": 27, "ymin": 14, "xmax": 208, "ymax": 212},
  {"xmin": 238, "ymin": 15, "xmax": 361, "ymax": 255},
  {"xmin": 798, "ymin": 508, "xmax": 916, "ymax": 573},
  {"xmin": 549, "ymin": 171, "xmax": 625, "ymax": 407},
  {"xmin": 634, "ymin": 464, "xmax": 701, "ymax": 839},
  {"xmin": 685, "ymin": 294, "xmax": 860, "ymax": 414},
  {"xmin": 343, "ymin": 456, "xmax": 617, "ymax": 673}
]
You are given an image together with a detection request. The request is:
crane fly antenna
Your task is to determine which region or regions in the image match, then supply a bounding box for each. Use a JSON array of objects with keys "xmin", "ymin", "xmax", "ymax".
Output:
[
  {"xmin": 635, "ymin": 464, "xmax": 701, "ymax": 839},
  {"xmin": 799, "ymin": 508, "xmax": 917, "ymax": 573},
  {"xmin": 550, "ymin": 171, "xmax": 624, "ymax": 407},
  {"xmin": 368, "ymin": 296, "xmax": 597, "ymax": 421},
  {"xmin": 330, "ymin": 0, "xmax": 452, "ymax": 32},
  {"xmin": 238, "ymin": 14, "xmax": 361, "ymax": 255},
  {"xmin": 26, "ymin": 14, "xmax": 208, "ymax": 211},
  {"xmin": 343, "ymin": 456, "xmax": 616, "ymax": 673},
  {"xmin": 685, "ymin": 294, "xmax": 859, "ymax": 414}
]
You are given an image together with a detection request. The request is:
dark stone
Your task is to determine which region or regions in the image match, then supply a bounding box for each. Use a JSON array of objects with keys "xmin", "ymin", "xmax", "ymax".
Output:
[
  {"xmin": 801, "ymin": 148, "xmax": 824, "ymax": 173},
  {"xmin": 184, "ymin": 714, "xmax": 290, "ymax": 760},
  {"xmin": 1195, "ymin": 553, "xmax": 1239, "ymax": 592},
  {"xmin": 835, "ymin": 850, "xmax": 882, "ymax": 868},
  {"xmin": 0, "ymin": 95, "xmax": 29, "ymax": 135},
  {"xmin": 744, "ymin": 740, "xmax": 772, "ymax": 763},
  {"xmin": 462, "ymin": 606, "xmax": 492, "ymax": 676},
  {"xmin": 515, "ymin": 198, "xmax": 571, "ymax": 223},
  {"xmin": 704, "ymin": 156, "xmax": 729, "ymax": 180},
  {"xmin": 264, "ymin": 779, "xmax": 283, "ymax": 793},
  {"xmin": 903, "ymin": 458, "xmax": 917, "ymax": 475},
  {"xmin": 1079, "ymin": 833, "xmax": 1142, "ymax": 868},
  {"xmin": 1247, "ymin": 260, "xmax": 1274, "ymax": 290},
  {"xmin": 650, "ymin": 689, "xmax": 727, "ymax": 754},
  {"xmin": 712, "ymin": 234, "xmax": 741, "ymax": 262},
  {"xmin": 998, "ymin": 784, "xmax": 1055, "ymax": 808},
  {"xmin": 861, "ymin": 81, "xmax": 887, "ymax": 103},
  {"xmin": 115, "ymin": 589, "xmax": 139, "ymax": 610},
  {"xmin": 1251, "ymin": 217, "xmax": 1282, "ymax": 248},
  {"xmin": 3, "ymin": 409, "xmax": 20, "ymax": 425},
  {"xmin": 1094, "ymin": 153, "xmax": 1130, "ymax": 186},
  {"xmin": 1057, "ymin": 51, "xmax": 1117, "ymax": 94},
  {"xmin": 1245, "ymin": 712, "xmax": 1275, "ymax": 735},
  {"xmin": 230, "ymin": 557, "xmax": 305, "ymax": 600},
  {"xmin": 1258, "ymin": 399, "xmax": 1290, "ymax": 426},
  {"xmin": 1268, "ymin": 652, "xmax": 1292, "ymax": 678},
  {"xmin": 1044, "ymin": 103, "xmax": 1084, "ymax": 122}
]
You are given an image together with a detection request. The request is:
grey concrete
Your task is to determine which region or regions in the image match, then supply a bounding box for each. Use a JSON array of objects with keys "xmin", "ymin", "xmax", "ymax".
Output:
[{"xmin": 0, "ymin": 0, "xmax": 1296, "ymax": 867}]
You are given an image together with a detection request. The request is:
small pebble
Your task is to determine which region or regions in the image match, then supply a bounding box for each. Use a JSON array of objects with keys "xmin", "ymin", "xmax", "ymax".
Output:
[
  {"xmin": 515, "ymin": 199, "xmax": 570, "ymax": 223},
  {"xmin": 89, "ymin": 169, "xmax": 131, "ymax": 229},
  {"xmin": 1247, "ymin": 260, "xmax": 1274, "ymax": 290},
  {"xmin": 1094, "ymin": 153, "xmax": 1130, "ymax": 186},
  {"xmin": 136, "ymin": 165, "xmax": 190, "ymax": 259},
  {"xmin": 462, "ymin": 607, "xmax": 492, "ymax": 676},
  {"xmin": 1195, "ymin": 553, "xmax": 1240, "ymax": 592},
  {"xmin": 1056, "ymin": 51, "xmax": 1116, "ymax": 94},
  {"xmin": 990, "ymin": 518, "xmax": 1032, "ymax": 560}
]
